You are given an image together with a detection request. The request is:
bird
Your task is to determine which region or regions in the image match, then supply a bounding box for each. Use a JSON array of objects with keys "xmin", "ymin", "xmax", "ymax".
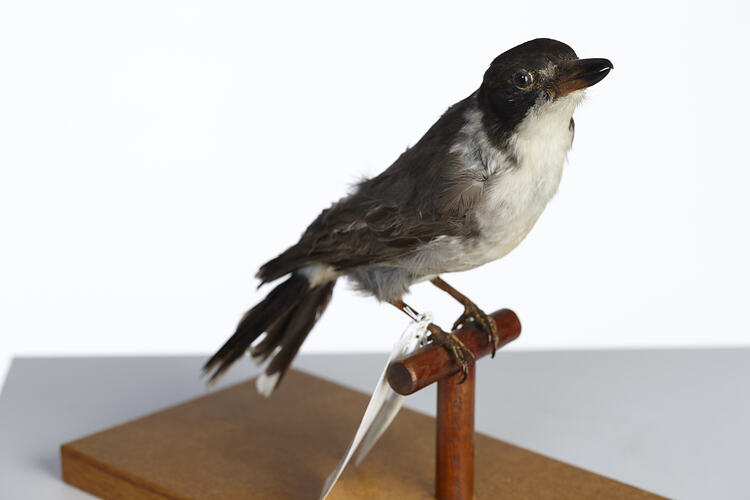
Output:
[{"xmin": 203, "ymin": 38, "xmax": 612, "ymax": 395}]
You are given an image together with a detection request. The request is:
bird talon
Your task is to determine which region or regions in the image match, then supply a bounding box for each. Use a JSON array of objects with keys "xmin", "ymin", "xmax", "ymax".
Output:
[
  {"xmin": 453, "ymin": 302, "xmax": 499, "ymax": 358},
  {"xmin": 456, "ymin": 362, "xmax": 469, "ymax": 384},
  {"xmin": 427, "ymin": 323, "xmax": 475, "ymax": 381}
]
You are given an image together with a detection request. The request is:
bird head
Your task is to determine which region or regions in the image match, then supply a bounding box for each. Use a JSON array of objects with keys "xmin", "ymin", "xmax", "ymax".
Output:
[{"xmin": 479, "ymin": 38, "xmax": 612, "ymax": 140}]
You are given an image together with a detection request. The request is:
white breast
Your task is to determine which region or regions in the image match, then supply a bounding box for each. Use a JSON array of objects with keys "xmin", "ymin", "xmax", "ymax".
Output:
[{"xmin": 439, "ymin": 91, "xmax": 584, "ymax": 272}]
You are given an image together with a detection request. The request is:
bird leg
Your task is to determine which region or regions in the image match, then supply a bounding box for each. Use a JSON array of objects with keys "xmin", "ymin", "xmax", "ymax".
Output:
[
  {"xmin": 390, "ymin": 299, "xmax": 475, "ymax": 383},
  {"xmin": 430, "ymin": 276, "xmax": 499, "ymax": 358}
]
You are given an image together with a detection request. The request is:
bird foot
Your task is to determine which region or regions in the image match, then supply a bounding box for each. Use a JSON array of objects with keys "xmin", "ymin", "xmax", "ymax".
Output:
[
  {"xmin": 452, "ymin": 301, "xmax": 499, "ymax": 358},
  {"xmin": 427, "ymin": 323, "xmax": 475, "ymax": 383}
]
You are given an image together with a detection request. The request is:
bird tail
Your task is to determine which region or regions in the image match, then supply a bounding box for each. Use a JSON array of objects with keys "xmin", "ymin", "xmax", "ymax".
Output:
[{"xmin": 203, "ymin": 273, "xmax": 336, "ymax": 395}]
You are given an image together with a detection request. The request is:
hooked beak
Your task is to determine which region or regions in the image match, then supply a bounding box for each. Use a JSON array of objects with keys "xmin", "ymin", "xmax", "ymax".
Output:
[{"xmin": 554, "ymin": 58, "xmax": 613, "ymax": 97}]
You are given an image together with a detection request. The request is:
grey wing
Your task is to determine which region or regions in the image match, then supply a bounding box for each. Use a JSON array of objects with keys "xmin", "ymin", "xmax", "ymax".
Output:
[
  {"xmin": 257, "ymin": 160, "xmax": 485, "ymax": 283},
  {"xmin": 257, "ymin": 94, "xmax": 486, "ymax": 283}
]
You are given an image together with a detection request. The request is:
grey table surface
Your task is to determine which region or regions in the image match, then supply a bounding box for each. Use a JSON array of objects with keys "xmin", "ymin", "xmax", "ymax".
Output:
[{"xmin": 0, "ymin": 350, "xmax": 747, "ymax": 500}]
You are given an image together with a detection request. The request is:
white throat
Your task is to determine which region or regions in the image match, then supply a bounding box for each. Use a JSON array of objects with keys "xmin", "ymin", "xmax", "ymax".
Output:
[
  {"xmin": 508, "ymin": 90, "xmax": 584, "ymax": 170},
  {"xmin": 461, "ymin": 90, "xmax": 583, "ymax": 267}
]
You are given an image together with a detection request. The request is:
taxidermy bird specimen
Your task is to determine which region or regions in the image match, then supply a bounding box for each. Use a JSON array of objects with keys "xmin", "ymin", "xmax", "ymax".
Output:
[{"xmin": 204, "ymin": 38, "xmax": 612, "ymax": 395}]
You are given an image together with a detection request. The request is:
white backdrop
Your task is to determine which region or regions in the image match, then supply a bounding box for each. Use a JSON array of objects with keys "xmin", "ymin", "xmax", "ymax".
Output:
[{"xmin": 2, "ymin": 1, "xmax": 749, "ymax": 387}]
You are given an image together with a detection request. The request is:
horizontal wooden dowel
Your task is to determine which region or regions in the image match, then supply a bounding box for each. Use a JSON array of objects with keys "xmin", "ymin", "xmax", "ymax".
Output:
[{"xmin": 387, "ymin": 309, "xmax": 521, "ymax": 395}]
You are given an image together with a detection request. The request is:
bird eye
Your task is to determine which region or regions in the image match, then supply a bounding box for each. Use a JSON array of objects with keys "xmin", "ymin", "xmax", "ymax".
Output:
[{"xmin": 513, "ymin": 70, "xmax": 533, "ymax": 89}]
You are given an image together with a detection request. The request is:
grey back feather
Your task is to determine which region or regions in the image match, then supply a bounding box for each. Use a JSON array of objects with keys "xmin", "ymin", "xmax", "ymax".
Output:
[{"xmin": 258, "ymin": 93, "xmax": 485, "ymax": 283}]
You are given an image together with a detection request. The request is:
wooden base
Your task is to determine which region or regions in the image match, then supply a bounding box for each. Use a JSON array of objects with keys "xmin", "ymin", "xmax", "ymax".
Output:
[{"xmin": 61, "ymin": 370, "xmax": 662, "ymax": 499}]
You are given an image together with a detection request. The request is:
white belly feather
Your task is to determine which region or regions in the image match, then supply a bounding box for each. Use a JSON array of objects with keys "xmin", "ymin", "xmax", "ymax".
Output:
[{"xmin": 422, "ymin": 90, "xmax": 583, "ymax": 273}]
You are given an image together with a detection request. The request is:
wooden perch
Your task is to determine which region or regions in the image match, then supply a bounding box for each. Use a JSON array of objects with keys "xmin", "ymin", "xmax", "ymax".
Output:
[
  {"xmin": 386, "ymin": 309, "xmax": 522, "ymax": 396},
  {"xmin": 385, "ymin": 308, "xmax": 521, "ymax": 500}
]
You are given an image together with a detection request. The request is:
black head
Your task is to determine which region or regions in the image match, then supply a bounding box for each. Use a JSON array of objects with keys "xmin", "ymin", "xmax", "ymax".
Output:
[{"xmin": 479, "ymin": 38, "xmax": 612, "ymax": 141}]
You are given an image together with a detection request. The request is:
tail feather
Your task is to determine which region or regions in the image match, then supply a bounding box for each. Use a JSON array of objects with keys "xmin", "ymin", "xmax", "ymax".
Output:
[
  {"xmin": 263, "ymin": 282, "xmax": 334, "ymax": 388},
  {"xmin": 203, "ymin": 273, "xmax": 336, "ymax": 394},
  {"xmin": 251, "ymin": 309, "xmax": 295, "ymax": 363},
  {"xmin": 203, "ymin": 274, "xmax": 308, "ymax": 383}
]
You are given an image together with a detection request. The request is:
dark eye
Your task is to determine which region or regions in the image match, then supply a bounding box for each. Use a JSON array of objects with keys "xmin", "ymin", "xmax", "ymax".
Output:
[{"xmin": 513, "ymin": 70, "xmax": 533, "ymax": 89}]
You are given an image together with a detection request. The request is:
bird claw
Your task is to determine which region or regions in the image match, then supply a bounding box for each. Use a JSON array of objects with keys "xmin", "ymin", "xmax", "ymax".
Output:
[
  {"xmin": 452, "ymin": 303, "xmax": 499, "ymax": 358},
  {"xmin": 427, "ymin": 323, "xmax": 475, "ymax": 383}
]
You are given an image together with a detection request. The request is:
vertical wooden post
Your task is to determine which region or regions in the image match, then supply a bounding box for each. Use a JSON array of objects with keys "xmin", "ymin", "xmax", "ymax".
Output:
[
  {"xmin": 436, "ymin": 363, "xmax": 475, "ymax": 500},
  {"xmin": 387, "ymin": 309, "xmax": 520, "ymax": 499}
]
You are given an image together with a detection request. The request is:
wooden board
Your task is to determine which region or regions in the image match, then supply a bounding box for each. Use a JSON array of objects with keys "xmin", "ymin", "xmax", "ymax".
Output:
[{"xmin": 61, "ymin": 370, "xmax": 663, "ymax": 499}]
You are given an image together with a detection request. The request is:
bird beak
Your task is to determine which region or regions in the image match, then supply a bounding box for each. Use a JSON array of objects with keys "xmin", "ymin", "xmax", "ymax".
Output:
[{"xmin": 554, "ymin": 58, "xmax": 613, "ymax": 97}]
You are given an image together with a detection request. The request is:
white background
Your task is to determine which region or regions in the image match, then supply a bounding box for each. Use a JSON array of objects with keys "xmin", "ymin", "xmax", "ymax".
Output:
[{"xmin": 2, "ymin": 1, "xmax": 749, "ymax": 388}]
